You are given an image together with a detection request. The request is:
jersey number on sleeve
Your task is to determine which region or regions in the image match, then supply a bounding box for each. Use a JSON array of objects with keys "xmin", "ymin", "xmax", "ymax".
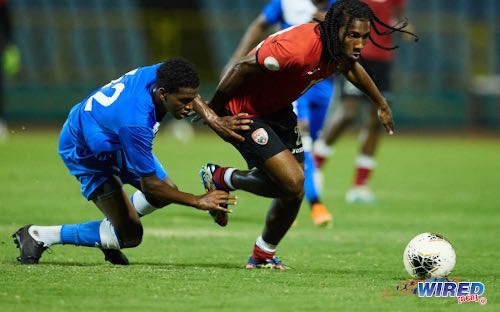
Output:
[{"xmin": 84, "ymin": 69, "xmax": 138, "ymax": 111}]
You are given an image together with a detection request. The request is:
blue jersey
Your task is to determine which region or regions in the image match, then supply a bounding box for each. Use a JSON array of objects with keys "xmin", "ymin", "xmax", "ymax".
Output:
[
  {"xmin": 59, "ymin": 64, "xmax": 167, "ymax": 198},
  {"xmin": 263, "ymin": 0, "xmax": 336, "ymax": 29}
]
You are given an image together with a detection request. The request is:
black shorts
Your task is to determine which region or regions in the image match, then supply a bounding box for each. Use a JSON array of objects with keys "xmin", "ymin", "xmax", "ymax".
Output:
[
  {"xmin": 341, "ymin": 59, "xmax": 392, "ymax": 98},
  {"xmin": 228, "ymin": 107, "xmax": 304, "ymax": 169}
]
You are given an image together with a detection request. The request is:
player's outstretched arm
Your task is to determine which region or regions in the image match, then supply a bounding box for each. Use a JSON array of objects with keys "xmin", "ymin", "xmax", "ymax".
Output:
[
  {"xmin": 209, "ymin": 52, "xmax": 262, "ymax": 115},
  {"xmin": 343, "ymin": 62, "xmax": 394, "ymax": 134},
  {"xmin": 192, "ymin": 96, "xmax": 253, "ymax": 142},
  {"xmin": 140, "ymin": 175, "xmax": 234, "ymax": 212}
]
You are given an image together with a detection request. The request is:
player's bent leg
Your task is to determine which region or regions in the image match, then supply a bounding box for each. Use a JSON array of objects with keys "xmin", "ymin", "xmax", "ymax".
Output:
[
  {"xmin": 246, "ymin": 193, "xmax": 301, "ymax": 270},
  {"xmin": 258, "ymin": 150, "xmax": 304, "ymax": 198},
  {"xmin": 262, "ymin": 195, "xmax": 303, "ymax": 244},
  {"xmin": 92, "ymin": 177, "xmax": 142, "ymax": 264},
  {"xmin": 12, "ymin": 219, "xmax": 130, "ymax": 265},
  {"xmin": 246, "ymin": 195, "xmax": 301, "ymax": 270},
  {"xmin": 200, "ymin": 150, "xmax": 304, "ymax": 227},
  {"xmin": 245, "ymin": 152, "xmax": 304, "ymax": 269},
  {"xmin": 91, "ymin": 176, "xmax": 143, "ymax": 248},
  {"xmin": 220, "ymin": 150, "xmax": 304, "ymax": 199},
  {"xmin": 230, "ymin": 167, "xmax": 286, "ymax": 198}
]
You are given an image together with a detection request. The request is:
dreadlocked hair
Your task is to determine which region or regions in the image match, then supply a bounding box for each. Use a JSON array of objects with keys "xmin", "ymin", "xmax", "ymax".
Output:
[{"xmin": 319, "ymin": 0, "xmax": 418, "ymax": 64}]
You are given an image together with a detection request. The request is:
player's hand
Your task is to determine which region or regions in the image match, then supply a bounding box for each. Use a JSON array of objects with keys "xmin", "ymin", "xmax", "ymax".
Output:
[
  {"xmin": 377, "ymin": 104, "xmax": 394, "ymax": 135},
  {"xmin": 220, "ymin": 113, "xmax": 253, "ymax": 132},
  {"xmin": 196, "ymin": 190, "xmax": 236, "ymax": 212},
  {"xmin": 209, "ymin": 113, "xmax": 253, "ymax": 143}
]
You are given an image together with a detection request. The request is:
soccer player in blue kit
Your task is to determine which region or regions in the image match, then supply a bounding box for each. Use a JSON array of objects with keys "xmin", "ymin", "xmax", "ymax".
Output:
[
  {"xmin": 223, "ymin": 0, "xmax": 336, "ymax": 226},
  {"xmin": 12, "ymin": 58, "xmax": 251, "ymax": 265}
]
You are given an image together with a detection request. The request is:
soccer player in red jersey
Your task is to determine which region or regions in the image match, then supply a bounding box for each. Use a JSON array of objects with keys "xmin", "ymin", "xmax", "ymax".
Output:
[
  {"xmin": 198, "ymin": 0, "xmax": 415, "ymax": 269},
  {"xmin": 314, "ymin": 0, "xmax": 416, "ymax": 203}
]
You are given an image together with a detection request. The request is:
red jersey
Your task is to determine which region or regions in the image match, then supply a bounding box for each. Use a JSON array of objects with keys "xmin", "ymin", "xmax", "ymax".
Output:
[
  {"xmin": 227, "ymin": 23, "xmax": 336, "ymax": 118},
  {"xmin": 362, "ymin": 0, "xmax": 406, "ymax": 61}
]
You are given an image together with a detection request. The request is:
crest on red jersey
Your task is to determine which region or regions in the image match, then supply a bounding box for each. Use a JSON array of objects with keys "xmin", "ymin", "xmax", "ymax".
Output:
[
  {"xmin": 251, "ymin": 128, "xmax": 269, "ymax": 145},
  {"xmin": 263, "ymin": 56, "xmax": 280, "ymax": 71}
]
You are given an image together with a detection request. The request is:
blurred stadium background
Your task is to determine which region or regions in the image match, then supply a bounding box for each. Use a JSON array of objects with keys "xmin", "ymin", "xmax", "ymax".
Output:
[
  {"xmin": 3, "ymin": 0, "xmax": 499, "ymax": 130},
  {"xmin": 1, "ymin": 2, "xmax": 499, "ymax": 310}
]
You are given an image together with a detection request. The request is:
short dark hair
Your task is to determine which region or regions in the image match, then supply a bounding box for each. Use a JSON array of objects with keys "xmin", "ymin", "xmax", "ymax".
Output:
[
  {"xmin": 157, "ymin": 57, "xmax": 200, "ymax": 93},
  {"xmin": 319, "ymin": 0, "xmax": 418, "ymax": 63}
]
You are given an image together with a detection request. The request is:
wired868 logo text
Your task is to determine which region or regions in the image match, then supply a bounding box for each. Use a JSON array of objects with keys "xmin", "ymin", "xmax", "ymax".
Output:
[{"xmin": 417, "ymin": 280, "xmax": 487, "ymax": 305}]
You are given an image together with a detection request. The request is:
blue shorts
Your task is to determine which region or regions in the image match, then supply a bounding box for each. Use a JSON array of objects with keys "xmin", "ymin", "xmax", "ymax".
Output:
[
  {"xmin": 58, "ymin": 124, "xmax": 168, "ymax": 200},
  {"xmin": 295, "ymin": 78, "xmax": 334, "ymax": 140}
]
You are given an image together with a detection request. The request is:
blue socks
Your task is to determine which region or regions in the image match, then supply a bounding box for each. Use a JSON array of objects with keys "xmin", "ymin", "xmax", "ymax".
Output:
[
  {"xmin": 304, "ymin": 151, "xmax": 320, "ymax": 204},
  {"xmin": 61, "ymin": 221, "xmax": 101, "ymax": 247}
]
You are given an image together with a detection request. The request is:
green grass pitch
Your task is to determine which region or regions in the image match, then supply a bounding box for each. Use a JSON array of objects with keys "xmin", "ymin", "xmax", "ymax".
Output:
[{"xmin": 0, "ymin": 129, "xmax": 498, "ymax": 311}]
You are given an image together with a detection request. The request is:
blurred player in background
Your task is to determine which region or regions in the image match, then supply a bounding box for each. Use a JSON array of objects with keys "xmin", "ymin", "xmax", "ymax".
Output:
[
  {"xmin": 224, "ymin": 0, "xmax": 336, "ymax": 227},
  {"xmin": 313, "ymin": 0, "xmax": 415, "ymax": 203},
  {"xmin": 13, "ymin": 58, "xmax": 251, "ymax": 265},
  {"xmin": 0, "ymin": 0, "xmax": 21, "ymax": 140},
  {"xmin": 199, "ymin": 0, "xmax": 415, "ymax": 269}
]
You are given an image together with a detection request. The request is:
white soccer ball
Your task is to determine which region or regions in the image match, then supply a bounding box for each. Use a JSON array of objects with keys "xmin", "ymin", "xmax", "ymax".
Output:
[{"xmin": 403, "ymin": 232, "xmax": 456, "ymax": 278}]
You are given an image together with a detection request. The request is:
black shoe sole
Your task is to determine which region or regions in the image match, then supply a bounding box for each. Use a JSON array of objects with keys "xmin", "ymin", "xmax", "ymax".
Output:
[
  {"xmin": 101, "ymin": 249, "xmax": 129, "ymax": 265},
  {"xmin": 209, "ymin": 209, "xmax": 228, "ymax": 227},
  {"xmin": 12, "ymin": 229, "xmax": 41, "ymax": 264}
]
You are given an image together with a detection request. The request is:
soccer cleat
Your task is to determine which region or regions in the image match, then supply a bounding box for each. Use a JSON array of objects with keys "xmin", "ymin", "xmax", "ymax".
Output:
[
  {"xmin": 345, "ymin": 185, "xmax": 375, "ymax": 203},
  {"xmin": 12, "ymin": 225, "xmax": 48, "ymax": 264},
  {"xmin": 200, "ymin": 163, "xmax": 229, "ymax": 226},
  {"xmin": 245, "ymin": 256, "xmax": 289, "ymax": 270},
  {"xmin": 200, "ymin": 163, "xmax": 230, "ymax": 192},
  {"xmin": 207, "ymin": 209, "xmax": 228, "ymax": 227},
  {"xmin": 101, "ymin": 248, "xmax": 129, "ymax": 265},
  {"xmin": 310, "ymin": 202, "xmax": 333, "ymax": 227}
]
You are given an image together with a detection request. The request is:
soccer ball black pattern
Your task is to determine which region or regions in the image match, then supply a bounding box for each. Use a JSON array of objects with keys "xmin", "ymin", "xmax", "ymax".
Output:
[{"xmin": 403, "ymin": 233, "xmax": 456, "ymax": 278}]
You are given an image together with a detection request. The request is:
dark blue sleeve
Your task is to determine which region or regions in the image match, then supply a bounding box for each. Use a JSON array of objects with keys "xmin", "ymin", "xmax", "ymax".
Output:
[
  {"xmin": 262, "ymin": 0, "xmax": 283, "ymax": 24},
  {"xmin": 119, "ymin": 126, "xmax": 156, "ymax": 176}
]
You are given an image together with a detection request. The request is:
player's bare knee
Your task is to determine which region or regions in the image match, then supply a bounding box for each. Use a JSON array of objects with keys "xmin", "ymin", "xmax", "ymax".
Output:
[
  {"xmin": 280, "ymin": 174, "xmax": 304, "ymax": 198},
  {"xmin": 121, "ymin": 232, "xmax": 143, "ymax": 248},
  {"xmin": 119, "ymin": 221, "xmax": 143, "ymax": 248}
]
